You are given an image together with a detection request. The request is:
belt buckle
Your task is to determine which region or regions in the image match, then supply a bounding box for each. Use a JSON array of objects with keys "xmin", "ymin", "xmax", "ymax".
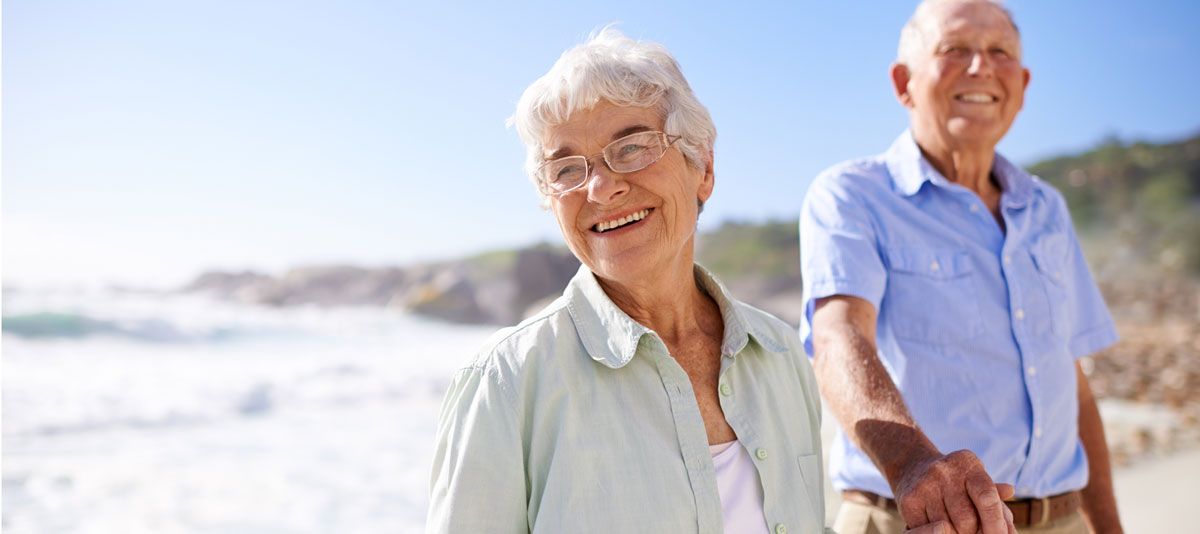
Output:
[{"xmin": 1035, "ymin": 496, "xmax": 1051, "ymax": 526}]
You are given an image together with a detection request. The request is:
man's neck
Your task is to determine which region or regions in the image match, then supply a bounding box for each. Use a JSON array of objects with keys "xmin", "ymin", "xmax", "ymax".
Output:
[{"xmin": 913, "ymin": 131, "xmax": 1006, "ymax": 228}]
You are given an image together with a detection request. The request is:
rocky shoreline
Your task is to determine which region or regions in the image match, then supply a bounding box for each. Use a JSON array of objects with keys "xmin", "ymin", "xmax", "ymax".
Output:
[
  {"xmin": 1086, "ymin": 275, "xmax": 1200, "ymax": 466},
  {"xmin": 182, "ymin": 244, "xmax": 581, "ymax": 326},
  {"xmin": 181, "ymin": 233, "xmax": 1200, "ymax": 466}
]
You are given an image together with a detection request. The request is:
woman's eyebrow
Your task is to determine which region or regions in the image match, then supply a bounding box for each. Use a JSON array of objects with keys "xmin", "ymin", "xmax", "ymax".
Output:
[
  {"xmin": 545, "ymin": 146, "xmax": 575, "ymax": 160},
  {"xmin": 544, "ymin": 124, "xmax": 655, "ymax": 160},
  {"xmin": 610, "ymin": 125, "xmax": 653, "ymax": 140}
]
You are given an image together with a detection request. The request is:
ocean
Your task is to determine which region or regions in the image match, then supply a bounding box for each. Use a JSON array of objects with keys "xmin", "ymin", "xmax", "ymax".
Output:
[{"xmin": 2, "ymin": 288, "xmax": 498, "ymax": 533}]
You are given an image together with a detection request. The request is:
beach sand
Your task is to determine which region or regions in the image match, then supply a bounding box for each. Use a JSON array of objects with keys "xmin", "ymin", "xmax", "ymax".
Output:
[{"xmin": 819, "ymin": 406, "xmax": 1198, "ymax": 533}]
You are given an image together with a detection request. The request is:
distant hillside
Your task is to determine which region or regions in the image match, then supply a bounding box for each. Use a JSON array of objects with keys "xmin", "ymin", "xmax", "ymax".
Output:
[
  {"xmin": 1028, "ymin": 132, "xmax": 1200, "ymax": 275},
  {"xmin": 181, "ymin": 130, "xmax": 1199, "ymax": 329},
  {"xmin": 695, "ymin": 219, "xmax": 803, "ymax": 325}
]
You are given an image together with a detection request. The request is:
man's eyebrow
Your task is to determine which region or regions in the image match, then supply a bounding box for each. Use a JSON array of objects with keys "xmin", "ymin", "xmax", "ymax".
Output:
[{"xmin": 543, "ymin": 124, "xmax": 656, "ymax": 161}]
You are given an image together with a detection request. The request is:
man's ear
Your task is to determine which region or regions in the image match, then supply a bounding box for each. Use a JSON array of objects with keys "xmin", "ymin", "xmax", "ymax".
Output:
[{"xmin": 890, "ymin": 63, "xmax": 914, "ymax": 108}]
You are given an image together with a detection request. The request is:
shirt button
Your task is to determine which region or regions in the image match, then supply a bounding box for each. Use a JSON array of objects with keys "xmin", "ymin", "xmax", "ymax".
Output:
[
  {"xmin": 970, "ymin": 204, "xmax": 980, "ymax": 213},
  {"xmin": 719, "ymin": 383, "xmax": 732, "ymax": 397},
  {"xmin": 1034, "ymin": 427, "xmax": 1044, "ymax": 438},
  {"xmin": 1015, "ymin": 309, "xmax": 1025, "ymax": 320},
  {"xmin": 1022, "ymin": 487, "xmax": 1032, "ymax": 494},
  {"xmin": 1004, "ymin": 255, "xmax": 1012, "ymax": 265},
  {"xmin": 1027, "ymin": 366, "xmax": 1037, "ymax": 376},
  {"xmin": 755, "ymin": 448, "xmax": 768, "ymax": 460},
  {"xmin": 775, "ymin": 524, "xmax": 788, "ymax": 534},
  {"xmin": 1054, "ymin": 270, "xmax": 1062, "ymax": 279},
  {"xmin": 930, "ymin": 261, "xmax": 940, "ymax": 272}
]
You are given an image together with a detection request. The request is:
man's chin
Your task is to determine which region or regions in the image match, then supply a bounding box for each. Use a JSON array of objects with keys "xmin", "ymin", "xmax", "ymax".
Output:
[{"xmin": 945, "ymin": 121, "xmax": 1010, "ymax": 148}]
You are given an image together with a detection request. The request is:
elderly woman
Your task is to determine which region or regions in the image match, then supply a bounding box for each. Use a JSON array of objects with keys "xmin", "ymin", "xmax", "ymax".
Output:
[{"xmin": 427, "ymin": 30, "xmax": 826, "ymax": 534}]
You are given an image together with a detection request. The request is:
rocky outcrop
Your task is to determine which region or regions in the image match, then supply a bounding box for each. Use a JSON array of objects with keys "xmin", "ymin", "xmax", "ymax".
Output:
[{"xmin": 181, "ymin": 244, "xmax": 580, "ymax": 326}]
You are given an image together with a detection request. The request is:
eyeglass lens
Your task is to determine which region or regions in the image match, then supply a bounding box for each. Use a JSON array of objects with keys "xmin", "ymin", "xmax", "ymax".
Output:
[{"xmin": 539, "ymin": 131, "xmax": 668, "ymax": 194}]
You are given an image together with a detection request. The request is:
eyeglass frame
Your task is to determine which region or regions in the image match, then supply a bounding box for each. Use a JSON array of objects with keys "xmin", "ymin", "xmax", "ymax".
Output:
[{"xmin": 535, "ymin": 131, "xmax": 683, "ymax": 196}]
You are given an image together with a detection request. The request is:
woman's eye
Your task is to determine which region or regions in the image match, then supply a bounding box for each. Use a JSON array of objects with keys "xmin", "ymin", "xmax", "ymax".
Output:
[
  {"xmin": 556, "ymin": 165, "xmax": 584, "ymax": 181},
  {"xmin": 620, "ymin": 144, "xmax": 646, "ymax": 156}
]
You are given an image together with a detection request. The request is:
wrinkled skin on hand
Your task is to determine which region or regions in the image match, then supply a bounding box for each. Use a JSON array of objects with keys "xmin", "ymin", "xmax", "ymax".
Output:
[{"xmin": 895, "ymin": 450, "xmax": 1016, "ymax": 534}]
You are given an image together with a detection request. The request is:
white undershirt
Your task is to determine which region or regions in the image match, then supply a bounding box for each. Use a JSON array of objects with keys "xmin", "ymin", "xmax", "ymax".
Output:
[{"xmin": 709, "ymin": 440, "xmax": 770, "ymax": 534}]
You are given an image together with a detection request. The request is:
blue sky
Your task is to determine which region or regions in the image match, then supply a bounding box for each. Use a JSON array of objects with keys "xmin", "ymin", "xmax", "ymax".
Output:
[{"xmin": 5, "ymin": 0, "xmax": 1199, "ymax": 288}]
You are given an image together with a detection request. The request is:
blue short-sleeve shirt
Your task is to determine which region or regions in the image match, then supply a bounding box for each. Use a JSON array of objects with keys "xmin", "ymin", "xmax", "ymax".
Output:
[{"xmin": 799, "ymin": 131, "xmax": 1119, "ymax": 498}]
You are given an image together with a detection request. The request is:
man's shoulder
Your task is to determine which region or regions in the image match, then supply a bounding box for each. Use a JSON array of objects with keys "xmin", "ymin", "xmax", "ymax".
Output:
[
  {"xmin": 1027, "ymin": 173, "xmax": 1068, "ymax": 206},
  {"xmin": 809, "ymin": 153, "xmax": 895, "ymax": 199},
  {"xmin": 996, "ymin": 152, "xmax": 1069, "ymax": 208},
  {"xmin": 1012, "ymin": 166, "xmax": 1073, "ymax": 222}
]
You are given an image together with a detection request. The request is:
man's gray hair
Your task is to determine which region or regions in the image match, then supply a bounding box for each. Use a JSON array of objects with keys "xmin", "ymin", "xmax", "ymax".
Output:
[
  {"xmin": 897, "ymin": 0, "xmax": 1021, "ymax": 66},
  {"xmin": 510, "ymin": 27, "xmax": 716, "ymax": 207}
]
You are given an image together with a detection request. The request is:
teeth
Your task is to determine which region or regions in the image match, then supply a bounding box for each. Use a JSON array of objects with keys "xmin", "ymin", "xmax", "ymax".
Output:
[
  {"xmin": 595, "ymin": 209, "xmax": 650, "ymax": 232},
  {"xmin": 958, "ymin": 93, "xmax": 995, "ymax": 103}
]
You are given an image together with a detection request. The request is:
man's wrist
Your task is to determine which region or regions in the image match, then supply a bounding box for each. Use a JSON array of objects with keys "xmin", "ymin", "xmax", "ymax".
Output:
[{"xmin": 880, "ymin": 440, "xmax": 942, "ymax": 493}]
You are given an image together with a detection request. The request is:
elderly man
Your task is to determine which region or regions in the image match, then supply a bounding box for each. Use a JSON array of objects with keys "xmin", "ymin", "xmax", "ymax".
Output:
[{"xmin": 800, "ymin": 1, "xmax": 1123, "ymax": 534}]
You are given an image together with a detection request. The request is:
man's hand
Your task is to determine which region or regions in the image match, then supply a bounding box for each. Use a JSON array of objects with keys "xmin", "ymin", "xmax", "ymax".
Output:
[
  {"xmin": 812, "ymin": 296, "xmax": 1016, "ymax": 534},
  {"xmin": 895, "ymin": 449, "xmax": 1015, "ymax": 534},
  {"xmin": 903, "ymin": 500, "xmax": 1014, "ymax": 534}
]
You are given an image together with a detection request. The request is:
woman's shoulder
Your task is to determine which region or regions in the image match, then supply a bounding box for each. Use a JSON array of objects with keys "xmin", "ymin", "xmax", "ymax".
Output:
[
  {"xmin": 731, "ymin": 299, "xmax": 803, "ymax": 352},
  {"xmin": 460, "ymin": 295, "xmax": 576, "ymax": 378}
]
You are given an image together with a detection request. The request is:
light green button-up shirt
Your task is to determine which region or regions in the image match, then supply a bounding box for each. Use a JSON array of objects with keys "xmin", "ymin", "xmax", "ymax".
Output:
[{"xmin": 428, "ymin": 265, "xmax": 828, "ymax": 533}]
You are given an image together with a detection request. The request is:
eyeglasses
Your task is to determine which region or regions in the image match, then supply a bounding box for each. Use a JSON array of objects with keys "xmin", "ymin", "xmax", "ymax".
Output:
[{"xmin": 536, "ymin": 131, "xmax": 682, "ymax": 196}]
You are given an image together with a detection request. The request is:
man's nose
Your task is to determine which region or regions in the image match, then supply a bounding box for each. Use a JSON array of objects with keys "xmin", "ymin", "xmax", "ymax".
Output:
[
  {"xmin": 967, "ymin": 49, "xmax": 993, "ymax": 76},
  {"xmin": 586, "ymin": 159, "xmax": 630, "ymax": 204}
]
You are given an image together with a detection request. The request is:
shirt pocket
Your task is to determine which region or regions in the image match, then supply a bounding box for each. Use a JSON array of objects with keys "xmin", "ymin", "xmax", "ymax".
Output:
[
  {"xmin": 1030, "ymin": 233, "xmax": 1070, "ymax": 339},
  {"xmin": 795, "ymin": 453, "xmax": 825, "ymax": 533},
  {"xmin": 882, "ymin": 247, "xmax": 984, "ymax": 344}
]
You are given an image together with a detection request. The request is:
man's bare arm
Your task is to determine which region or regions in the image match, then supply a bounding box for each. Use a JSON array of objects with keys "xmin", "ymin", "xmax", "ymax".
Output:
[
  {"xmin": 812, "ymin": 295, "xmax": 1014, "ymax": 534},
  {"xmin": 1075, "ymin": 360, "xmax": 1123, "ymax": 533}
]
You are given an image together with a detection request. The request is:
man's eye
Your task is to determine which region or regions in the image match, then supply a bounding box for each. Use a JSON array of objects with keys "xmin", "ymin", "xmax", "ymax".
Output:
[{"xmin": 990, "ymin": 48, "xmax": 1011, "ymax": 58}]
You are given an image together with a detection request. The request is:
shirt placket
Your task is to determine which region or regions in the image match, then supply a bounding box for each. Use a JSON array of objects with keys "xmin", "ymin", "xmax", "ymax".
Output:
[
  {"xmin": 998, "ymin": 201, "xmax": 1044, "ymax": 495},
  {"xmin": 720, "ymin": 349, "xmax": 805, "ymax": 534},
  {"xmin": 648, "ymin": 336, "xmax": 724, "ymax": 533}
]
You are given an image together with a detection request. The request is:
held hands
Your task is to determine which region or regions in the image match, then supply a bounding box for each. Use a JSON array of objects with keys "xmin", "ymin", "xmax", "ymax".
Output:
[{"xmin": 895, "ymin": 450, "xmax": 1016, "ymax": 534}]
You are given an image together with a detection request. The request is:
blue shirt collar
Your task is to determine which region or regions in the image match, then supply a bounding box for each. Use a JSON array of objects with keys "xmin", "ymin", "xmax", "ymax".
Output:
[
  {"xmin": 884, "ymin": 130, "xmax": 1034, "ymax": 207},
  {"xmin": 564, "ymin": 264, "xmax": 787, "ymax": 369}
]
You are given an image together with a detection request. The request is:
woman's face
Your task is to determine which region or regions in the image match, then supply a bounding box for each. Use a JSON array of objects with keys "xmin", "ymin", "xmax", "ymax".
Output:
[{"xmin": 540, "ymin": 100, "xmax": 713, "ymax": 287}]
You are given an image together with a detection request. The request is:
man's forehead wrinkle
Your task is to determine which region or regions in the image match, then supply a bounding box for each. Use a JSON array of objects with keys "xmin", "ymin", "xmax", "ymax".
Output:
[{"xmin": 924, "ymin": 6, "xmax": 1022, "ymax": 56}]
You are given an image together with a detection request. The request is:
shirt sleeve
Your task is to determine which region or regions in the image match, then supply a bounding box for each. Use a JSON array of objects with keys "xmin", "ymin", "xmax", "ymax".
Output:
[
  {"xmin": 799, "ymin": 171, "xmax": 888, "ymax": 356},
  {"xmin": 427, "ymin": 365, "xmax": 528, "ymax": 533},
  {"xmin": 1057, "ymin": 199, "xmax": 1120, "ymax": 359}
]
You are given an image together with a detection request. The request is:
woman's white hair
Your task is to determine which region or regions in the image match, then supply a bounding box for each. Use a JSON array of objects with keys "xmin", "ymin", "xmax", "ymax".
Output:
[
  {"xmin": 897, "ymin": 0, "xmax": 1021, "ymax": 66},
  {"xmin": 510, "ymin": 27, "xmax": 716, "ymax": 207}
]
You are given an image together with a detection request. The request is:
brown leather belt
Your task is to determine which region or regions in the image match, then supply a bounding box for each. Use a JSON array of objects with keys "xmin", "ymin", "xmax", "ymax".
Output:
[{"xmin": 842, "ymin": 489, "xmax": 1081, "ymax": 528}]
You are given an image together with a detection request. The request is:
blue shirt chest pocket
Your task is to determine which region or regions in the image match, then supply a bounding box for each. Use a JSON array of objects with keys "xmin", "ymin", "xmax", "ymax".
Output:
[
  {"xmin": 881, "ymin": 247, "xmax": 984, "ymax": 345},
  {"xmin": 1030, "ymin": 233, "xmax": 1071, "ymax": 340}
]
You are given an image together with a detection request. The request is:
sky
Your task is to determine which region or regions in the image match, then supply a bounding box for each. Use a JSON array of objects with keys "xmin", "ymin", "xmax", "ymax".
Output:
[{"xmin": 5, "ymin": 0, "xmax": 1200, "ymax": 289}]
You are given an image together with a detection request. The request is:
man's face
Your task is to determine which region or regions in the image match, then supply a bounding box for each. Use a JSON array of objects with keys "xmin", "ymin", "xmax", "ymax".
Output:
[{"xmin": 896, "ymin": 1, "xmax": 1031, "ymax": 151}]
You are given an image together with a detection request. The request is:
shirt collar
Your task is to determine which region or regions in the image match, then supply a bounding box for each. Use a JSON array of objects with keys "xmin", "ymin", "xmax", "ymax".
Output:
[
  {"xmin": 884, "ymin": 129, "xmax": 1035, "ymax": 207},
  {"xmin": 564, "ymin": 264, "xmax": 788, "ymax": 369}
]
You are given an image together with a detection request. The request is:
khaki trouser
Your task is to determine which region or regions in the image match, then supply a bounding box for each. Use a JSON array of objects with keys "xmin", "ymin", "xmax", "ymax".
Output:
[{"xmin": 832, "ymin": 499, "xmax": 1088, "ymax": 534}]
